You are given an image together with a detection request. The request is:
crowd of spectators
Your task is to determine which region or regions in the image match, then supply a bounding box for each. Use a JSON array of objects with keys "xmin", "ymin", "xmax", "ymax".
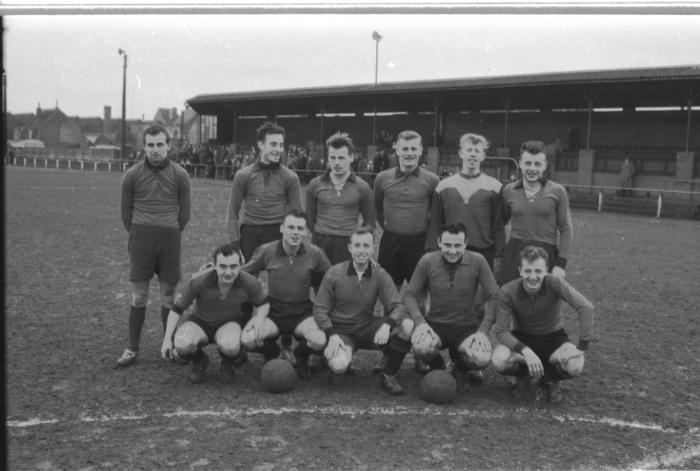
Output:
[{"xmin": 123, "ymin": 130, "xmax": 408, "ymax": 185}]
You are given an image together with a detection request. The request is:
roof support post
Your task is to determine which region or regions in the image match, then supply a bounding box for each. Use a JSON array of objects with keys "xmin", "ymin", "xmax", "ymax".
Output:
[
  {"xmin": 431, "ymin": 95, "xmax": 443, "ymax": 147},
  {"xmin": 583, "ymin": 88, "xmax": 597, "ymax": 150},
  {"xmin": 232, "ymin": 110, "xmax": 238, "ymax": 146},
  {"xmin": 501, "ymin": 93, "xmax": 512, "ymax": 148},
  {"xmin": 320, "ymin": 111, "xmax": 325, "ymax": 144},
  {"xmin": 681, "ymin": 87, "xmax": 697, "ymax": 152},
  {"xmin": 372, "ymin": 102, "xmax": 378, "ymax": 146}
]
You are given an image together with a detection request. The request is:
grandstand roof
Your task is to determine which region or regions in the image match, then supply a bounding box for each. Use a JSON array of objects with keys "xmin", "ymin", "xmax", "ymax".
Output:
[{"xmin": 187, "ymin": 65, "xmax": 700, "ymax": 116}]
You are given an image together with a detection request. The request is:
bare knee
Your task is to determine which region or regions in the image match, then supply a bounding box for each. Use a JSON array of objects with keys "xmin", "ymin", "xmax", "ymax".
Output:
[
  {"xmin": 295, "ymin": 317, "xmax": 325, "ymax": 351},
  {"xmin": 396, "ymin": 318, "xmax": 414, "ymax": 341},
  {"xmin": 174, "ymin": 324, "xmax": 202, "ymax": 356},
  {"xmin": 305, "ymin": 329, "xmax": 326, "ymax": 351},
  {"xmin": 550, "ymin": 343, "xmax": 585, "ymax": 377},
  {"xmin": 131, "ymin": 281, "xmax": 149, "ymax": 307},
  {"xmin": 326, "ymin": 346, "xmax": 352, "ymax": 374},
  {"xmin": 216, "ymin": 326, "xmax": 242, "ymax": 357},
  {"xmin": 491, "ymin": 345, "xmax": 516, "ymax": 373}
]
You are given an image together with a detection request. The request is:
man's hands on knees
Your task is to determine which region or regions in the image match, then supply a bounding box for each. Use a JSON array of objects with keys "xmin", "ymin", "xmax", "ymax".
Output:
[
  {"xmin": 247, "ymin": 316, "xmax": 266, "ymax": 345},
  {"xmin": 521, "ymin": 347, "xmax": 544, "ymax": 381},
  {"xmin": 325, "ymin": 334, "xmax": 344, "ymax": 359},
  {"xmin": 468, "ymin": 332, "xmax": 492, "ymax": 355},
  {"xmin": 373, "ymin": 323, "xmax": 391, "ymax": 346},
  {"xmin": 411, "ymin": 323, "xmax": 438, "ymax": 348}
]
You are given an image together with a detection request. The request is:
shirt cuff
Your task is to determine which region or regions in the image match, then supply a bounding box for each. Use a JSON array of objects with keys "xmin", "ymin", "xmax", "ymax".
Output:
[
  {"xmin": 514, "ymin": 342, "xmax": 526, "ymax": 354},
  {"xmin": 383, "ymin": 319, "xmax": 396, "ymax": 329}
]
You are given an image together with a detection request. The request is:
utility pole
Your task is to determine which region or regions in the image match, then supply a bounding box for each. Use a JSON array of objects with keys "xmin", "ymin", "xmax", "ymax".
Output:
[
  {"xmin": 119, "ymin": 48, "xmax": 127, "ymax": 163},
  {"xmin": 371, "ymin": 31, "xmax": 382, "ymax": 146}
]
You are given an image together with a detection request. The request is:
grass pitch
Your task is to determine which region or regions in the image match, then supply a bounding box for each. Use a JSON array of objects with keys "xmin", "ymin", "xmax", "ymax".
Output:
[{"xmin": 5, "ymin": 166, "xmax": 700, "ymax": 470}]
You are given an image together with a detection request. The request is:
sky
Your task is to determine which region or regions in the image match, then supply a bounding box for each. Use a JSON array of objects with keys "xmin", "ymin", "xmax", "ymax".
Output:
[{"xmin": 4, "ymin": 12, "xmax": 700, "ymax": 120}]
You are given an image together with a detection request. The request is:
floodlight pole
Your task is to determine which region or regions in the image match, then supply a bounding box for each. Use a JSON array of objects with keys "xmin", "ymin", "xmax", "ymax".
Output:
[
  {"xmin": 119, "ymin": 49, "xmax": 127, "ymax": 164},
  {"xmin": 372, "ymin": 31, "xmax": 382, "ymax": 146}
]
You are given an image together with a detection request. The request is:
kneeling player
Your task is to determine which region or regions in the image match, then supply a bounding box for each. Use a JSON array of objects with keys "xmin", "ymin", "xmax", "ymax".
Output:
[
  {"xmin": 405, "ymin": 223, "xmax": 499, "ymax": 391},
  {"xmin": 240, "ymin": 210, "xmax": 332, "ymax": 379},
  {"xmin": 313, "ymin": 227, "xmax": 413, "ymax": 395},
  {"xmin": 491, "ymin": 246, "xmax": 594, "ymax": 404},
  {"xmin": 161, "ymin": 243, "xmax": 269, "ymax": 384}
]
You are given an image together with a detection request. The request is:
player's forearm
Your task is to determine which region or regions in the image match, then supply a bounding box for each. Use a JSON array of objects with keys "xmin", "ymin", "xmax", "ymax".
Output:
[
  {"xmin": 478, "ymin": 300, "xmax": 497, "ymax": 335},
  {"xmin": 403, "ymin": 289, "xmax": 427, "ymax": 326},
  {"xmin": 163, "ymin": 311, "xmax": 180, "ymax": 341}
]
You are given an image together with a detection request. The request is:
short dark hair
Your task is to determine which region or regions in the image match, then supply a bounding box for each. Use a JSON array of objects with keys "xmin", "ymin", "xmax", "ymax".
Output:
[
  {"xmin": 518, "ymin": 245, "xmax": 549, "ymax": 267},
  {"xmin": 142, "ymin": 125, "xmax": 170, "ymax": 144},
  {"xmin": 212, "ymin": 243, "xmax": 244, "ymax": 264},
  {"xmin": 520, "ymin": 140, "xmax": 547, "ymax": 157},
  {"xmin": 283, "ymin": 209, "xmax": 308, "ymax": 224},
  {"xmin": 349, "ymin": 225, "xmax": 374, "ymax": 242},
  {"xmin": 256, "ymin": 121, "xmax": 286, "ymax": 143},
  {"xmin": 326, "ymin": 131, "xmax": 355, "ymax": 154},
  {"xmin": 439, "ymin": 223, "xmax": 467, "ymax": 241}
]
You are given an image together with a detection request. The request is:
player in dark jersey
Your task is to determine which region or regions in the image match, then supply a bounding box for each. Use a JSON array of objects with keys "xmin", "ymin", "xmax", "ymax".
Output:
[
  {"xmin": 240, "ymin": 210, "xmax": 332, "ymax": 379},
  {"xmin": 405, "ymin": 223, "xmax": 499, "ymax": 392},
  {"xmin": 491, "ymin": 246, "xmax": 593, "ymax": 404},
  {"xmin": 313, "ymin": 227, "xmax": 413, "ymax": 395},
  {"xmin": 116, "ymin": 125, "xmax": 191, "ymax": 368},
  {"xmin": 161, "ymin": 243, "xmax": 269, "ymax": 384},
  {"xmin": 501, "ymin": 141, "xmax": 573, "ymax": 284}
]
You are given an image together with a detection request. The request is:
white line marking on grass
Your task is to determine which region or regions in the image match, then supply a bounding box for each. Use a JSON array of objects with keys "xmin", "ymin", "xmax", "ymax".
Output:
[
  {"xmin": 7, "ymin": 405, "xmax": 687, "ymax": 435},
  {"xmin": 6, "ymin": 418, "xmax": 59, "ymax": 428},
  {"xmin": 631, "ymin": 441, "xmax": 700, "ymax": 470},
  {"xmin": 79, "ymin": 413, "xmax": 149, "ymax": 423}
]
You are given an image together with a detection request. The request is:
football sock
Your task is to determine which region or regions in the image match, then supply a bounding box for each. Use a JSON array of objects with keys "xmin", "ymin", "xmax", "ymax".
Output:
[
  {"xmin": 128, "ymin": 305, "xmax": 147, "ymax": 351},
  {"xmin": 293, "ymin": 342, "xmax": 314, "ymax": 361},
  {"xmin": 280, "ymin": 334, "xmax": 293, "ymax": 349},
  {"xmin": 260, "ymin": 339, "xmax": 281, "ymax": 360},
  {"xmin": 383, "ymin": 348, "xmax": 407, "ymax": 376}
]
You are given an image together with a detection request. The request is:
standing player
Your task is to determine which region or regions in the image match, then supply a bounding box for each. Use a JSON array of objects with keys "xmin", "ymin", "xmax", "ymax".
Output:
[
  {"xmin": 426, "ymin": 133, "xmax": 504, "ymax": 272},
  {"xmin": 161, "ymin": 243, "xmax": 269, "ymax": 384},
  {"xmin": 116, "ymin": 125, "xmax": 191, "ymax": 367},
  {"xmin": 374, "ymin": 130, "xmax": 439, "ymax": 289},
  {"xmin": 306, "ymin": 132, "xmax": 375, "ymax": 265},
  {"xmin": 373, "ymin": 130, "xmax": 439, "ymax": 373},
  {"xmin": 240, "ymin": 210, "xmax": 332, "ymax": 379},
  {"xmin": 405, "ymin": 223, "xmax": 499, "ymax": 392},
  {"xmin": 491, "ymin": 246, "xmax": 593, "ymax": 404},
  {"xmin": 500, "ymin": 140, "xmax": 573, "ymax": 284},
  {"xmin": 227, "ymin": 121, "xmax": 303, "ymax": 263},
  {"xmin": 313, "ymin": 227, "xmax": 413, "ymax": 395}
]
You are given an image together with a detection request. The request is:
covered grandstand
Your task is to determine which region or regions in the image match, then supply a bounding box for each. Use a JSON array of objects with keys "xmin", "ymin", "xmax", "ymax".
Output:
[{"xmin": 187, "ymin": 65, "xmax": 700, "ymax": 199}]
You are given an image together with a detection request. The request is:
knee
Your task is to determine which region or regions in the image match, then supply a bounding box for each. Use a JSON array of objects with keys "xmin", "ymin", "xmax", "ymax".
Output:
[
  {"xmin": 174, "ymin": 328, "xmax": 199, "ymax": 356},
  {"xmin": 305, "ymin": 329, "xmax": 326, "ymax": 351},
  {"xmin": 131, "ymin": 290, "xmax": 148, "ymax": 308},
  {"xmin": 412, "ymin": 340, "xmax": 439, "ymax": 363},
  {"xmin": 462, "ymin": 349, "xmax": 490, "ymax": 369},
  {"xmin": 326, "ymin": 347, "xmax": 352, "ymax": 374},
  {"xmin": 396, "ymin": 318, "xmax": 414, "ymax": 341},
  {"xmin": 551, "ymin": 343, "xmax": 585, "ymax": 377},
  {"xmin": 240, "ymin": 327, "xmax": 258, "ymax": 350},
  {"xmin": 491, "ymin": 345, "xmax": 515, "ymax": 373}
]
